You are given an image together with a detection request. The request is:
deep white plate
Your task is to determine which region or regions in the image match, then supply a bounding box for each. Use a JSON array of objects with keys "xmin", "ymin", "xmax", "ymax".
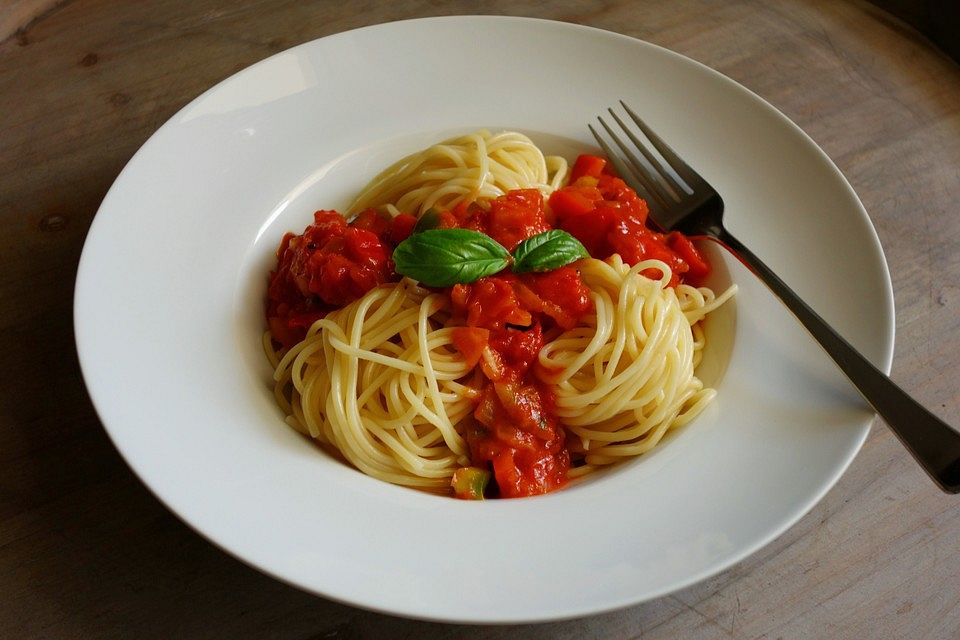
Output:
[{"xmin": 74, "ymin": 17, "xmax": 894, "ymax": 623}]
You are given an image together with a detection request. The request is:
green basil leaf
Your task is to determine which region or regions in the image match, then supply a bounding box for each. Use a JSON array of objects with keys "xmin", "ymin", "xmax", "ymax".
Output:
[
  {"xmin": 393, "ymin": 229, "xmax": 510, "ymax": 287},
  {"xmin": 511, "ymin": 230, "xmax": 589, "ymax": 273},
  {"xmin": 412, "ymin": 208, "xmax": 440, "ymax": 234}
]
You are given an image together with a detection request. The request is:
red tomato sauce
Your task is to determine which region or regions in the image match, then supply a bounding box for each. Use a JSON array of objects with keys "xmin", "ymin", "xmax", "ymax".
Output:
[
  {"xmin": 266, "ymin": 209, "xmax": 416, "ymax": 348},
  {"xmin": 549, "ymin": 155, "xmax": 710, "ymax": 286},
  {"xmin": 266, "ymin": 154, "xmax": 711, "ymax": 499},
  {"xmin": 447, "ymin": 269, "xmax": 593, "ymax": 498}
]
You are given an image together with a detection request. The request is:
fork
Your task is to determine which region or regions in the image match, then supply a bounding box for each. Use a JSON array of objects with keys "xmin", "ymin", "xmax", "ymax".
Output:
[{"xmin": 591, "ymin": 101, "xmax": 960, "ymax": 494}]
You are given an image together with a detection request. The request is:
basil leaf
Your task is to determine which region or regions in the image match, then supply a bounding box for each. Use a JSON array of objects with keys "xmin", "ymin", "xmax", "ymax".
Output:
[
  {"xmin": 412, "ymin": 208, "xmax": 440, "ymax": 234},
  {"xmin": 511, "ymin": 230, "xmax": 589, "ymax": 273},
  {"xmin": 393, "ymin": 229, "xmax": 510, "ymax": 287}
]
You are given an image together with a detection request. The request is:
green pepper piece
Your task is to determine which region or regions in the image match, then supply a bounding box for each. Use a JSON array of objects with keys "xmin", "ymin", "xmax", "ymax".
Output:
[{"xmin": 451, "ymin": 467, "xmax": 491, "ymax": 500}]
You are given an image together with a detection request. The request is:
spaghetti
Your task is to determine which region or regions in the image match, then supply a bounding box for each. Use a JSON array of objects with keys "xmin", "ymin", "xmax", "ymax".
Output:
[
  {"xmin": 270, "ymin": 279, "xmax": 477, "ymax": 489},
  {"xmin": 265, "ymin": 130, "xmax": 736, "ymax": 498},
  {"xmin": 347, "ymin": 130, "xmax": 567, "ymax": 217},
  {"xmin": 538, "ymin": 256, "xmax": 736, "ymax": 475}
]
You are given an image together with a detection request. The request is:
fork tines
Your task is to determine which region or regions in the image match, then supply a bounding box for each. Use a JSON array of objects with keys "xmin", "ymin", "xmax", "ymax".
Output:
[{"xmin": 589, "ymin": 101, "xmax": 705, "ymax": 212}]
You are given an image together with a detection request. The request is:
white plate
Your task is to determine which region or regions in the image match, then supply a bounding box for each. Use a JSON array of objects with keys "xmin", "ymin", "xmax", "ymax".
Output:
[{"xmin": 74, "ymin": 17, "xmax": 894, "ymax": 623}]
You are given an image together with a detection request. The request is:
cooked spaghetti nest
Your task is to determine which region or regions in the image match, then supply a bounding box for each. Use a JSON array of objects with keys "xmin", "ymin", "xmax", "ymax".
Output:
[
  {"xmin": 268, "ymin": 129, "xmax": 737, "ymax": 490},
  {"xmin": 268, "ymin": 279, "xmax": 479, "ymax": 489},
  {"xmin": 537, "ymin": 256, "xmax": 737, "ymax": 475},
  {"xmin": 346, "ymin": 130, "xmax": 568, "ymax": 217}
]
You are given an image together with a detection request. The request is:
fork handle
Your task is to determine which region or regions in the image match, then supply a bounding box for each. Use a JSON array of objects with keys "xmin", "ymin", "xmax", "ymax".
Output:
[{"xmin": 715, "ymin": 229, "xmax": 960, "ymax": 493}]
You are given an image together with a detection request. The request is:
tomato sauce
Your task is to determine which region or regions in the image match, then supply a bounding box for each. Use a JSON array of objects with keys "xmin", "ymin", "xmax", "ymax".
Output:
[
  {"xmin": 266, "ymin": 209, "xmax": 416, "ymax": 348},
  {"xmin": 448, "ymin": 272, "xmax": 591, "ymax": 498},
  {"xmin": 549, "ymin": 155, "xmax": 710, "ymax": 286}
]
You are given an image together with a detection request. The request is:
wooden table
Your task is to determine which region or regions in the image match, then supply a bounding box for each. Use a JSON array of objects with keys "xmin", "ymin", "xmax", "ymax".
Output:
[{"xmin": 2, "ymin": 1, "xmax": 959, "ymax": 637}]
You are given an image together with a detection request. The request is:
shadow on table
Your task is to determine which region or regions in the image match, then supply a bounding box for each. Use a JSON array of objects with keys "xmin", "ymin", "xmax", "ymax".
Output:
[{"xmin": 869, "ymin": 0, "xmax": 960, "ymax": 63}]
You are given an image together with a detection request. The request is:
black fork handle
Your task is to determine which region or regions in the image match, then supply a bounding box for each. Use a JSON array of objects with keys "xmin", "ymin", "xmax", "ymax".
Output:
[{"xmin": 715, "ymin": 228, "xmax": 960, "ymax": 493}]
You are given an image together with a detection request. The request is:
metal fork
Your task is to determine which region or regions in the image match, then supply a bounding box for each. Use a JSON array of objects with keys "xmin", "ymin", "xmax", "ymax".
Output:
[{"xmin": 591, "ymin": 101, "xmax": 960, "ymax": 494}]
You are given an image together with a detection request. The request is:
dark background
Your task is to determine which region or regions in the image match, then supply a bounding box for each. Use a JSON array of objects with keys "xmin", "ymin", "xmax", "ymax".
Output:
[{"xmin": 873, "ymin": 0, "xmax": 960, "ymax": 62}]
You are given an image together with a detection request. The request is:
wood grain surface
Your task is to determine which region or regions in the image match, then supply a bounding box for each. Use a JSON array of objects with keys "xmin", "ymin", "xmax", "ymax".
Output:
[{"xmin": 2, "ymin": 1, "xmax": 959, "ymax": 638}]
